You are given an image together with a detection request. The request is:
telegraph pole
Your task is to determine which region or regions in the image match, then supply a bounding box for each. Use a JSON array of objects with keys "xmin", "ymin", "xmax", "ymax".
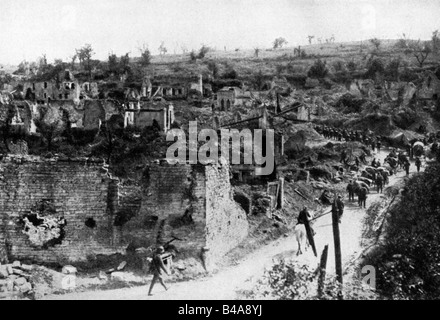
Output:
[{"xmin": 332, "ymin": 195, "xmax": 343, "ymax": 299}]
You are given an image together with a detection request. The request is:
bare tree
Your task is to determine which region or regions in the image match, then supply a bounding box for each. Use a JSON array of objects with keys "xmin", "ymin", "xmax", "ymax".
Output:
[
  {"xmin": 407, "ymin": 40, "xmax": 432, "ymax": 68},
  {"xmin": 254, "ymin": 48, "xmax": 260, "ymax": 58},
  {"xmin": 70, "ymin": 54, "xmax": 77, "ymax": 70},
  {"xmin": 307, "ymin": 35, "xmax": 315, "ymax": 45},
  {"xmin": 158, "ymin": 42, "xmax": 168, "ymax": 56}
]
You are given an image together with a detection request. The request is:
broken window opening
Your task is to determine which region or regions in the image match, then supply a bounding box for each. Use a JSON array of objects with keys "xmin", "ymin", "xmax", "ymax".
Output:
[
  {"xmin": 44, "ymin": 82, "xmax": 48, "ymax": 89},
  {"xmin": 64, "ymin": 94, "xmax": 69, "ymax": 99},
  {"xmin": 85, "ymin": 218, "xmax": 97, "ymax": 229},
  {"xmin": 59, "ymin": 94, "xmax": 63, "ymax": 99}
]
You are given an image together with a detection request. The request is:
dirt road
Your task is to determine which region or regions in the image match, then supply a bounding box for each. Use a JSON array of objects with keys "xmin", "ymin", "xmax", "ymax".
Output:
[{"xmin": 42, "ymin": 148, "xmax": 419, "ymax": 300}]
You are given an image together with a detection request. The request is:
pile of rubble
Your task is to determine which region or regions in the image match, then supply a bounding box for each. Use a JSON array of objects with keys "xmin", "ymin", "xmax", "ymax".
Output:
[{"xmin": 0, "ymin": 261, "xmax": 76, "ymax": 300}]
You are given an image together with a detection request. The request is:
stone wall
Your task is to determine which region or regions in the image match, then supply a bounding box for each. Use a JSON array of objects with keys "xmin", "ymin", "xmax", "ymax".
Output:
[
  {"xmin": 204, "ymin": 158, "xmax": 249, "ymax": 269},
  {"xmin": 121, "ymin": 163, "xmax": 206, "ymax": 256},
  {"xmin": 123, "ymin": 160, "xmax": 249, "ymax": 271},
  {"xmin": 0, "ymin": 155, "xmax": 123, "ymax": 264}
]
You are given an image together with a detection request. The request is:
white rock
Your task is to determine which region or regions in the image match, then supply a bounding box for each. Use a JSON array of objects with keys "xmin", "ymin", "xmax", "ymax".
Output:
[
  {"xmin": 117, "ymin": 261, "xmax": 127, "ymax": 271},
  {"xmin": 98, "ymin": 271, "xmax": 108, "ymax": 280},
  {"xmin": 13, "ymin": 277, "xmax": 27, "ymax": 286},
  {"xmin": 19, "ymin": 282, "xmax": 32, "ymax": 293},
  {"xmin": 12, "ymin": 261, "xmax": 21, "ymax": 268},
  {"xmin": 0, "ymin": 266, "xmax": 8, "ymax": 279},
  {"xmin": 61, "ymin": 265, "xmax": 77, "ymax": 275}
]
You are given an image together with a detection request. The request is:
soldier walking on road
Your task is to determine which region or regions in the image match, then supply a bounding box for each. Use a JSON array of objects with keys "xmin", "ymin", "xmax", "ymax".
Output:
[
  {"xmin": 148, "ymin": 246, "xmax": 170, "ymax": 296},
  {"xmin": 404, "ymin": 161, "xmax": 410, "ymax": 176},
  {"xmin": 415, "ymin": 157, "xmax": 422, "ymax": 172},
  {"xmin": 346, "ymin": 181, "xmax": 355, "ymax": 202},
  {"xmin": 376, "ymin": 174, "xmax": 384, "ymax": 193},
  {"xmin": 358, "ymin": 187, "xmax": 367, "ymax": 208}
]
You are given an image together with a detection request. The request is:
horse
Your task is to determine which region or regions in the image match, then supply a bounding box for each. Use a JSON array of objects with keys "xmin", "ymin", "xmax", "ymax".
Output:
[{"xmin": 294, "ymin": 211, "xmax": 315, "ymax": 256}]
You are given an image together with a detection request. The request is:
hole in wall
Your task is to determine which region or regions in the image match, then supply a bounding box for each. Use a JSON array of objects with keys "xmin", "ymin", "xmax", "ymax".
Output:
[
  {"xmin": 20, "ymin": 199, "xmax": 66, "ymax": 249},
  {"xmin": 85, "ymin": 218, "xmax": 97, "ymax": 229}
]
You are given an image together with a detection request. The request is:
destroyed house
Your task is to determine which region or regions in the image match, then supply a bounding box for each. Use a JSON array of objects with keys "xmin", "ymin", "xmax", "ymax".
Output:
[
  {"xmin": 23, "ymin": 69, "xmax": 80, "ymax": 102},
  {"xmin": 216, "ymin": 86, "xmax": 252, "ymax": 111},
  {"xmin": 124, "ymin": 101, "xmax": 174, "ymax": 132}
]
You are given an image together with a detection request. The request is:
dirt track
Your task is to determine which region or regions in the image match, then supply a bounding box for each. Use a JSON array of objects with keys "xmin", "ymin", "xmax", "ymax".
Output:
[{"xmin": 42, "ymin": 147, "xmax": 419, "ymax": 300}]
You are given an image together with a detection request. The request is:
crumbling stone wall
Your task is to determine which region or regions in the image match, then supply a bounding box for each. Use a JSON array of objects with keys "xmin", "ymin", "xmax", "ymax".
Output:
[
  {"xmin": 204, "ymin": 159, "xmax": 248, "ymax": 269},
  {"xmin": 123, "ymin": 160, "xmax": 249, "ymax": 271},
  {"xmin": 122, "ymin": 163, "xmax": 206, "ymax": 256},
  {"xmin": 0, "ymin": 155, "xmax": 123, "ymax": 264}
]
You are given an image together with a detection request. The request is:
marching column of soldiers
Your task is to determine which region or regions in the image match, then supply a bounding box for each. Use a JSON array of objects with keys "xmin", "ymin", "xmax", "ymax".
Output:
[{"xmin": 313, "ymin": 124, "xmax": 381, "ymax": 148}]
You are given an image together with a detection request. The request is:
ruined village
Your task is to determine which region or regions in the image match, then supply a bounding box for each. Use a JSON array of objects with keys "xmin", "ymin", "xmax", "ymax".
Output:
[{"xmin": 1, "ymin": 1, "xmax": 440, "ymax": 301}]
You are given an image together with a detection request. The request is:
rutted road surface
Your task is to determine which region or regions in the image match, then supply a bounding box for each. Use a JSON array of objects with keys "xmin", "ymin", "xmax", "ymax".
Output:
[{"xmin": 43, "ymin": 148, "xmax": 418, "ymax": 300}]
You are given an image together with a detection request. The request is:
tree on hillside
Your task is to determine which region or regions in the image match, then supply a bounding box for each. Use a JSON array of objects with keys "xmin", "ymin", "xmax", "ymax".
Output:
[
  {"xmin": 307, "ymin": 35, "xmax": 315, "ymax": 45},
  {"xmin": 107, "ymin": 53, "xmax": 118, "ymax": 75},
  {"xmin": 365, "ymin": 57, "xmax": 385, "ymax": 79},
  {"xmin": 254, "ymin": 48, "xmax": 260, "ymax": 58},
  {"xmin": 158, "ymin": 42, "xmax": 168, "ymax": 56},
  {"xmin": 407, "ymin": 40, "xmax": 432, "ymax": 68},
  {"xmin": 369, "ymin": 38, "xmax": 381, "ymax": 51},
  {"xmin": 308, "ymin": 59, "xmax": 328, "ymax": 78},
  {"xmin": 139, "ymin": 47, "xmax": 151, "ymax": 67},
  {"xmin": 207, "ymin": 61, "xmax": 219, "ymax": 79},
  {"xmin": 198, "ymin": 45, "xmax": 210, "ymax": 59},
  {"xmin": 76, "ymin": 44, "xmax": 95, "ymax": 78},
  {"xmin": 273, "ymin": 37, "xmax": 288, "ymax": 50},
  {"xmin": 119, "ymin": 53, "xmax": 131, "ymax": 75},
  {"xmin": 70, "ymin": 54, "xmax": 77, "ymax": 71}
]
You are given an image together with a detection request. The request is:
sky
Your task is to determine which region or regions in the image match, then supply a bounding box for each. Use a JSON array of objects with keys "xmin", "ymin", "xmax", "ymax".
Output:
[{"xmin": 0, "ymin": 0, "xmax": 439, "ymax": 65}]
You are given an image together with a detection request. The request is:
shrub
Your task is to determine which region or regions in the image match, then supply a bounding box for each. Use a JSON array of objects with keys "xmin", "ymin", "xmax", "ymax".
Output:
[
  {"xmin": 308, "ymin": 59, "xmax": 328, "ymax": 78},
  {"xmin": 364, "ymin": 161, "xmax": 440, "ymax": 299},
  {"xmin": 347, "ymin": 60, "xmax": 357, "ymax": 72},
  {"xmin": 365, "ymin": 57, "xmax": 385, "ymax": 79},
  {"xmin": 245, "ymin": 259, "xmax": 377, "ymax": 300},
  {"xmin": 385, "ymin": 58, "xmax": 401, "ymax": 81},
  {"xmin": 332, "ymin": 60, "xmax": 346, "ymax": 73}
]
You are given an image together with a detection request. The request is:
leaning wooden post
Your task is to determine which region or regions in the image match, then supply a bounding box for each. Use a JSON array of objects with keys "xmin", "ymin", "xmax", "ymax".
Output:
[
  {"xmin": 304, "ymin": 213, "xmax": 317, "ymax": 257},
  {"xmin": 332, "ymin": 196, "xmax": 343, "ymax": 300},
  {"xmin": 317, "ymin": 244, "xmax": 329, "ymax": 298}
]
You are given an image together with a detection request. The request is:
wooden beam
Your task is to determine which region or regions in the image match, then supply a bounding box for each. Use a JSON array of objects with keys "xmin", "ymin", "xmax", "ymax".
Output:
[
  {"xmin": 317, "ymin": 244, "xmax": 329, "ymax": 298},
  {"xmin": 332, "ymin": 196, "xmax": 343, "ymax": 300}
]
